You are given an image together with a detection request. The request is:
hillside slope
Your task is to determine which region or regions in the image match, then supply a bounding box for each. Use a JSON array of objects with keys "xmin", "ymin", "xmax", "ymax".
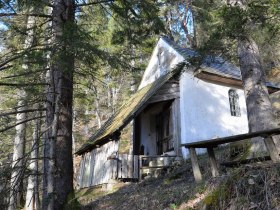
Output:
[{"xmin": 76, "ymin": 161, "xmax": 280, "ymax": 210}]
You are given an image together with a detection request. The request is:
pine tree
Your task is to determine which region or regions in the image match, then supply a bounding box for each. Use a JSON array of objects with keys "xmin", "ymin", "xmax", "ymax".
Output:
[
  {"xmin": 191, "ymin": 0, "xmax": 280, "ymax": 161},
  {"xmin": 1, "ymin": 1, "xmax": 165, "ymax": 209}
]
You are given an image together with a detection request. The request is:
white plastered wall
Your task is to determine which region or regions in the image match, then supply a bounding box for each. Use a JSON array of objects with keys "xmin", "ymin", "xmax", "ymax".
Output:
[{"xmin": 180, "ymin": 72, "xmax": 249, "ymax": 157}]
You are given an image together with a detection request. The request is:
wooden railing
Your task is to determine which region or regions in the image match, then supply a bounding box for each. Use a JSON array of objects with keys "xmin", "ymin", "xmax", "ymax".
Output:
[
  {"xmin": 117, "ymin": 154, "xmax": 179, "ymax": 180},
  {"xmin": 139, "ymin": 155, "xmax": 177, "ymax": 180},
  {"xmin": 181, "ymin": 128, "xmax": 280, "ymax": 183}
]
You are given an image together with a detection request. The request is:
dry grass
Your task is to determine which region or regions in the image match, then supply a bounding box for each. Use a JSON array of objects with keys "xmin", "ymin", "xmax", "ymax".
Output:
[
  {"xmin": 78, "ymin": 159, "xmax": 211, "ymax": 210},
  {"xmin": 77, "ymin": 156, "xmax": 280, "ymax": 210}
]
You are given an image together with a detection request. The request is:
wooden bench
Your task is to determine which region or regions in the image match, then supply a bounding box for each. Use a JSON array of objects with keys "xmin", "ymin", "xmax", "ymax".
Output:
[{"xmin": 181, "ymin": 128, "xmax": 280, "ymax": 182}]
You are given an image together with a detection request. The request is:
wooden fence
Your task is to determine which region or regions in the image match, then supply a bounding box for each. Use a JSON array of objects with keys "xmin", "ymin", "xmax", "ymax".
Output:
[
  {"xmin": 117, "ymin": 154, "xmax": 139, "ymax": 179},
  {"xmin": 79, "ymin": 152, "xmax": 139, "ymax": 188}
]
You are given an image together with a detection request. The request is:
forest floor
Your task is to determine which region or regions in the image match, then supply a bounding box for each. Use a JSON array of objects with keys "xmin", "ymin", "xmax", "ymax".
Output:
[{"xmin": 75, "ymin": 158, "xmax": 280, "ymax": 210}]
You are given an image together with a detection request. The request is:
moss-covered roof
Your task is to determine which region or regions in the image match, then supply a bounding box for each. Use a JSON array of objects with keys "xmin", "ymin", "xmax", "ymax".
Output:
[{"xmin": 76, "ymin": 62, "xmax": 186, "ymax": 155}]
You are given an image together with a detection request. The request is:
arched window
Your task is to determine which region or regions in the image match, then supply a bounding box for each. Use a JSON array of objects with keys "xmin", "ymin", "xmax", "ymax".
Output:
[{"xmin": 228, "ymin": 89, "xmax": 241, "ymax": 117}]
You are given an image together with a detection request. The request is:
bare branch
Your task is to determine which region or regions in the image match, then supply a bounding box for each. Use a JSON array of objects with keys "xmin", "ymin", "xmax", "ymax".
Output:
[
  {"xmin": 0, "ymin": 108, "xmax": 46, "ymax": 117},
  {"xmin": 0, "ymin": 55, "xmax": 22, "ymax": 69},
  {"xmin": 0, "ymin": 65, "xmax": 13, "ymax": 71},
  {"xmin": 0, "ymin": 82, "xmax": 49, "ymax": 87},
  {"xmin": 0, "ymin": 116, "xmax": 45, "ymax": 133},
  {"xmin": 0, "ymin": 13, "xmax": 52, "ymax": 18},
  {"xmin": 0, "ymin": 68, "xmax": 48, "ymax": 79},
  {"xmin": 76, "ymin": 0, "xmax": 114, "ymax": 7}
]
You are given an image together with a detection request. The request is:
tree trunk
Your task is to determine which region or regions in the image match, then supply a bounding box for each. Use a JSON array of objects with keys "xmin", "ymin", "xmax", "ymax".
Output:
[
  {"xmin": 9, "ymin": 13, "xmax": 36, "ymax": 210},
  {"xmin": 93, "ymin": 87, "xmax": 102, "ymax": 129},
  {"xmin": 42, "ymin": 1, "xmax": 75, "ymax": 210},
  {"xmin": 237, "ymin": 36, "xmax": 280, "ymax": 162},
  {"xmin": 25, "ymin": 105, "xmax": 41, "ymax": 210},
  {"xmin": 9, "ymin": 89, "xmax": 27, "ymax": 210}
]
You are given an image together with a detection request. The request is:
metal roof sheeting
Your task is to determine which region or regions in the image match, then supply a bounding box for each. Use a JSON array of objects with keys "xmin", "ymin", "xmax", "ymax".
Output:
[{"xmin": 161, "ymin": 36, "xmax": 279, "ymax": 89}]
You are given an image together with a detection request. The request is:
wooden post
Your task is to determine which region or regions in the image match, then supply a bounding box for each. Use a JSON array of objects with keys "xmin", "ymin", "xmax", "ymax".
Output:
[
  {"xmin": 264, "ymin": 136, "xmax": 280, "ymax": 163},
  {"xmin": 189, "ymin": 147, "xmax": 203, "ymax": 182},
  {"xmin": 133, "ymin": 155, "xmax": 139, "ymax": 179},
  {"xmin": 139, "ymin": 155, "xmax": 143, "ymax": 181},
  {"xmin": 128, "ymin": 154, "xmax": 133, "ymax": 178},
  {"xmin": 122, "ymin": 154, "xmax": 128, "ymax": 178},
  {"xmin": 207, "ymin": 147, "xmax": 219, "ymax": 177},
  {"xmin": 118, "ymin": 154, "xmax": 122, "ymax": 178}
]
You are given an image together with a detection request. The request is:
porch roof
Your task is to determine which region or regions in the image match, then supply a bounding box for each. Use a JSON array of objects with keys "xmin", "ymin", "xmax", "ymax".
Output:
[{"xmin": 75, "ymin": 62, "xmax": 186, "ymax": 155}]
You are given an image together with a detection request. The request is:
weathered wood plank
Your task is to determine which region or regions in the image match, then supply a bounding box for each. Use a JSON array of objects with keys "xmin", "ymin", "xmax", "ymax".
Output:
[
  {"xmin": 78, "ymin": 155, "xmax": 85, "ymax": 188},
  {"xmin": 122, "ymin": 154, "xmax": 128, "ymax": 178},
  {"xmin": 82, "ymin": 152, "xmax": 91, "ymax": 188},
  {"xmin": 149, "ymin": 93, "xmax": 180, "ymax": 104},
  {"xmin": 139, "ymin": 156, "xmax": 143, "ymax": 180},
  {"xmin": 92, "ymin": 148, "xmax": 100, "ymax": 186},
  {"xmin": 196, "ymin": 71, "xmax": 278, "ymax": 94},
  {"xmin": 189, "ymin": 148, "xmax": 203, "ymax": 183},
  {"xmin": 172, "ymin": 98, "xmax": 181, "ymax": 156},
  {"xmin": 128, "ymin": 154, "xmax": 133, "ymax": 178},
  {"xmin": 133, "ymin": 155, "xmax": 139, "ymax": 179},
  {"xmin": 111, "ymin": 142, "xmax": 118, "ymax": 180},
  {"xmin": 207, "ymin": 147, "xmax": 219, "ymax": 177},
  {"xmin": 89, "ymin": 150, "xmax": 96, "ymax": 186},
  {"xmin": 118, "ymin": 154, "xmax": 122, "ymax": 179},
  {"xmin": 181, "ymin": 128, "xmax": 280, "ymax": 149},
  {"xmin": 263, "ymin": 136, "xmax": 280, "ymax": 163},
  {"xmin": 79, "ymin": 141, "xmax": 120, "ymax": 186}
]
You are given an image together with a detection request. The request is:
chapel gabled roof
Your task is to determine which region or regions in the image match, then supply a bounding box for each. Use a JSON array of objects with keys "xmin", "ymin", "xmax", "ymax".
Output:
[
  {"xmin": 161, "ymin": 36, "xmax": 241, "ymax": 80},
  {"xmin": 161, "ymin": 36, "xmax": 279, "ymax": 90}
]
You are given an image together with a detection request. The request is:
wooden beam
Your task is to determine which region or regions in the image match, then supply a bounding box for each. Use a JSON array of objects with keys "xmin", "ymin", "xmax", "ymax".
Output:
[
  {"xmin": 189, "ymin": 148, "xmax": 203, "ymax": 182},
  {"xmin": 172, "ymin": 98, "xmax": 182, "ymax": 156},
  {"xmin": 139, "ymin": 156, "xmax": 143, "ymax": 180},
  {"xmin": 133, "ymin": 155, "xmax": 139, "ymax": 179},
  {"xmin": 148, "ymin": 92, "xmax": 179, "ymax": 104},
  {"xmin": 181, "ymin": 128, "xmax": 280, "ymax": 149},
  {"xmin": 196, "ymin": 71, "xmax": 242, "ymax": 89},
  {"xmin": 196, "ymin": 71, "xmax": 279, "ymax": 94},
  {"xmin": 207, "ymin": 147, "xmax": 219, "ymax": 177},
  {"xmin": 128, "ymin": 154, "xmax": 133, "ymax": 178}
]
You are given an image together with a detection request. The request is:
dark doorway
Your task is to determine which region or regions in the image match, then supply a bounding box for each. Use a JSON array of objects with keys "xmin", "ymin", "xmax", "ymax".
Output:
[{"xmin": 156, "ymin": 102, "xmax": 174, "ymax": 155}]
